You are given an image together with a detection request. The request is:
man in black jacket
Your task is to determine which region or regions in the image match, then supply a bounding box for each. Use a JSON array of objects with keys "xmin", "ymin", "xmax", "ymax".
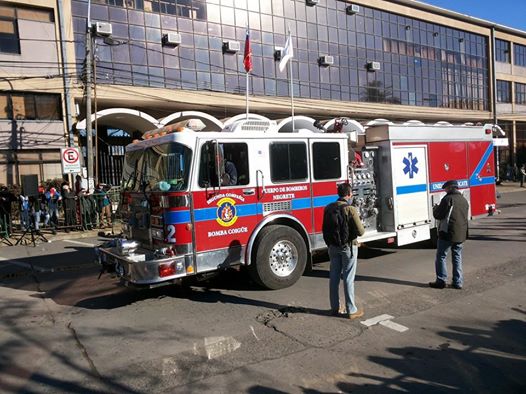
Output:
[
  {"xmin": 0, "ymin": 185, "xmax": 17, "ymax": 236},
  {"xmin": 429, "ymin": 180, "xmax": 469, "ymax": 289}
]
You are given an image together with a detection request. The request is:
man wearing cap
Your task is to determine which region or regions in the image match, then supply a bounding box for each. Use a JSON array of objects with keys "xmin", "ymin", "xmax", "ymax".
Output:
[{"xmin": 429, "ymin": 180, "xmax": 469, "ymax": 289}]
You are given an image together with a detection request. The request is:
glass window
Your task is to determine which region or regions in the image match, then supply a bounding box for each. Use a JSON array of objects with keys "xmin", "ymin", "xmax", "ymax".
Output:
[
  {"xmin": 313, "ymin": 142, "xmax": 341, "ymax": 180},
  {"xmin": 141, "ymin": 143, "xmax": 193, "ymax": 192},
  {"xmin": 270, "ymin": 142, "xmax": 307, "ymax": 182},
  {"xmin": 514, "ymin": 43, "xmax": 526, "ymax": 67},
  {"xmin": 495, "ymin": 39, "xmax": 510, "ymax": 63},
  {"xmin": 496, "ymin": 80, "xmax": 511, "ymax": 103},
  {"xmin": 516, "ymin": 82, "xmax": 526, "ymax": 105},
  {"xmin": 121, "ymin": 150, "xmax": 143, "ymax": 192},
  {"xmin": 0, "ymin": 4, "xmax": 19, "ymax": 54},
  {"xmin": 198, "ymin": 142, "xmax": 248, "ymax": 187},
  {"xmin": 0, "ymin": 92, "xmax": 61, "ymax": 120},
  {"xmin": 35, "ymin": 94, "xmax": 61, "ymax": 119}
]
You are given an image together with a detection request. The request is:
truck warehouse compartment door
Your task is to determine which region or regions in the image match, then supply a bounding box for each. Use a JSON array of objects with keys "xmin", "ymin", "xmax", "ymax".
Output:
[{"xmin": 392, "ymin": 145, "xmax": 430, "ymax": 245}]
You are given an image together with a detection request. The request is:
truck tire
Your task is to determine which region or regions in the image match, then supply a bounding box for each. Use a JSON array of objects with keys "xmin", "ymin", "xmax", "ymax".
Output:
[{"xmin": 250, "ymin": 225, "xmax": 307, "ymax": 290}]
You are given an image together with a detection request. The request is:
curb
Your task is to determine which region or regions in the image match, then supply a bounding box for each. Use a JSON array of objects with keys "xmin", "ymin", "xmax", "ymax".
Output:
[{"xmin": 1, "ymin": 228, "xmax": 116, "ymax": 247}]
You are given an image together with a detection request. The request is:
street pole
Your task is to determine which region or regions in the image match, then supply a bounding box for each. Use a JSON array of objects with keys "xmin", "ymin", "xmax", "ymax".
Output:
[
  {"xmin": 85, "ymin": 5, "xmax": 94, "ymax": 192},
  {"xmin": 491, "ymin": 26, "xmax": 500, "ymax": 183}
]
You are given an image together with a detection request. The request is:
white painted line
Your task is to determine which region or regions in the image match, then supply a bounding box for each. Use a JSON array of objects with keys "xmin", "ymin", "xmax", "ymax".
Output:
[
  {"xmin": 250, "ymin": 325, "xmax": 259, "ymax": 341},
  {"xmin": 380, "ymin": 319, "xmax": 409, "ymax": 333},
  {"xmin": 360, "ymin": 314, "xmax": 394, "ymax": 327},
  {"xmin": 63, "ymin": 239, "xmax": 96, "ymax": 247}
]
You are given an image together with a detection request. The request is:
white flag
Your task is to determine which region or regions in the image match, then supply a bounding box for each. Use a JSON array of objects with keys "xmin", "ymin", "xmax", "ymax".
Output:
[{"xmin": 279, "ymin": 33, "xmax": 293, "ymax": 72}]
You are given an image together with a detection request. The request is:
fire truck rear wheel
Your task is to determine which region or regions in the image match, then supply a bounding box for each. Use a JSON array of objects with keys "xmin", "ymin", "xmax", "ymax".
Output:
[{"xmin": 250, "ymin": 225, "xmax": 307, "ymax": 290}]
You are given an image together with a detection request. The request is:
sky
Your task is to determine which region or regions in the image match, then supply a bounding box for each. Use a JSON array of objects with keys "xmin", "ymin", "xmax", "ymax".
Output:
[{"xmin": 419, "ymin": 0, "xmax": 526, "ymax": 32}]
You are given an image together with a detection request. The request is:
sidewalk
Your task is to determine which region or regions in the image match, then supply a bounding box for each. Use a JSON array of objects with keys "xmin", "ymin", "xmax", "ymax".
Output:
[
  {"xmin": 1, "ymin": 226, "xmax": 117, "ymax": 247},
  {"xmin": 496, "ymin": 180, "xmax": 525, "ymax": 194}
]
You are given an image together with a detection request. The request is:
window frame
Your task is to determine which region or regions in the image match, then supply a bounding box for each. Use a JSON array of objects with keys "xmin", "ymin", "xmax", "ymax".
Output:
[
  {"xmin": 495, "ymin": 39, "xmax": 510, "ymax": 63},
  {"xmin": 496, "ymin": 80, "xmax": 511, "ymax": 103},
  {"xmin": 312, "ymin": 141, "xmax": 342, "ymax": 180},
  {"xmin": 515, "ymin": 82, "xmax": 526, "ymax": 105},
  {"xmin": 0, "ymin": 13, "xmax": 20, "ymax": 54},
  {"xmin": 197, "ymin": 140, "xmax": 250, "ymax": 188},
  {"xmin": 0, "ymin": 91, "xmax": 62, "ymax": 120},
  {"xmin": 514, "ymin": 43, "xmax": 526, "ymax": 67},
  {"xmin": 269, "ymin": 141, "xmax": 308, "ymax": 183}
]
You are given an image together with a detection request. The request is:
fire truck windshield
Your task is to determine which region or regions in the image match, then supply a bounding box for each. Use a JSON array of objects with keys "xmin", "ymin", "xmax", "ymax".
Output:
[{"xmin": 121, "ymin": 142, "xmax": 192, "ymax": 192}]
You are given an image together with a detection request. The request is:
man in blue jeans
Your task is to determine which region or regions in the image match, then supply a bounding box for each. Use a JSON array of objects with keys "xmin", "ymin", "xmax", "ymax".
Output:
[
  {"xmin": 323, "ymin": 183, "xmax": 365, "ymax": 319},
  {"xmin": 430, "ymin": 180, "xmax": 469, "ymax": 289}
]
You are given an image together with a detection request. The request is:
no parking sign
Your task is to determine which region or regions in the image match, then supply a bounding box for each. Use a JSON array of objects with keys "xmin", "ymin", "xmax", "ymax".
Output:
[{"xmin": 60, "ymin": 147, "xmax": 81, "ymax": 174}]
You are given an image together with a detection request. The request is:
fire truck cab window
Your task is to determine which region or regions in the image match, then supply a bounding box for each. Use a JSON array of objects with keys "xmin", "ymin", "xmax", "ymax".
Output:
[
  {"xmin": 270, "ymin": 142, "xmax": 308, "ymax": 182},
  {"xmin": 313, "ymin": 142, "xmax": 341, "ymax": 180},
  {"xmin": 122, "ymin": 143, "xmax": 192, "ymax": 192},
  {"xmin": 198, "ymin": 142, "xmax": 249, "ymax": 188}
]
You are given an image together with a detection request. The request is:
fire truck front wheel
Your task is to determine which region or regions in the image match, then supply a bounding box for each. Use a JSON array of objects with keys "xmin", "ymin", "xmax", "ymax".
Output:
[{"xmin": 250, "ymin": 225, "xmax": 307, "ymax": 290}]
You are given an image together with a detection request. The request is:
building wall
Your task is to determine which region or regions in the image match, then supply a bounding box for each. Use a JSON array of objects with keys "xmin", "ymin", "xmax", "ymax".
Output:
[
  {"xmin": 494, "ymin": 30, "xmax": 526, "ymax": 166},
  {"xmin": 0, "ymin": 0, "xmax": 71, "ymax": 187},
  {"xmin": 70, "ymin": 0, "xmax": 491, "ymax": 116}
]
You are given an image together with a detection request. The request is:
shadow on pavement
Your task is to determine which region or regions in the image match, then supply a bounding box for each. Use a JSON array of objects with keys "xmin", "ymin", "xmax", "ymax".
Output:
[
  {"xmin": 0, "ymin": 298, "xmax": 142, "ymax": 394},
  {"xmin": 335, "ymin": 317, "xmax": 526, "ymax": 393}
]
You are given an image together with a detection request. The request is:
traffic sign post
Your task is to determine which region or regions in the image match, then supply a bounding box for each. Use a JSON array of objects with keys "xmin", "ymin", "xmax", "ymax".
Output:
[{"xmin": 60, "ymin": 147, "xmax": 81, "ymax": 174}]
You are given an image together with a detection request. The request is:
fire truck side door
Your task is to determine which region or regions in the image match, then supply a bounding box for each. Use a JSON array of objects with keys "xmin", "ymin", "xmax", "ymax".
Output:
[
  {"xmin": 391, "ymin": 145, "xmax": 431, "ymax": 245},
  {"xmin": 193, "ymin": 139, "xmax": 260, "ymax": 266},
  {"xmin": 310, "ymin": 139, "xmax": 345, "ymax": 250}
]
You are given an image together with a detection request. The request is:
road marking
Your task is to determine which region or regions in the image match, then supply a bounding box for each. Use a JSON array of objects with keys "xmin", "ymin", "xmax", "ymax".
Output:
[
  {"xmin": 0, "ymin": 256, "xmax": 50, "ymax": 272},
  {"xmin": 63, "ymin": 239, "xmax": 96, "ymax": 247},
  {"xmin": 203, "ymin": 336, "xmax": 241, "ymax": 360},
  {"xmin": 250, "ymin": 325, "xmax": 259, "ymax": 340},
  {"xmin": 380, "ymin": 319, "xmax": 409, "ymax": 333},
  {"xmin": 360, "ymin": 314, "xmax": 394, "ymax": 327}
]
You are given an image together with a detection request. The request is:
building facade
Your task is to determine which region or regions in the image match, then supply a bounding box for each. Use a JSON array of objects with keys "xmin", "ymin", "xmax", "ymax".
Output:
[{"xmin": 1, "ymin": 0, "xmax": 525, "ymax": 187}]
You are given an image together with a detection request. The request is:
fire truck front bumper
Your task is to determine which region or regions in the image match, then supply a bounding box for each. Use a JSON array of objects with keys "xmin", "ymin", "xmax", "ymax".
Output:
[{"xmin": 95, "ymin": 244, "xmax": 188, "ymax": 288}]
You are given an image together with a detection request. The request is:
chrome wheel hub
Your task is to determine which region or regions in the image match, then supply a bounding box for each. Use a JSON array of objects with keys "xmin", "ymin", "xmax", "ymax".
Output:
[{"xmin": 269, "ymin": 240, "xmax": 298, "ymax": 277}]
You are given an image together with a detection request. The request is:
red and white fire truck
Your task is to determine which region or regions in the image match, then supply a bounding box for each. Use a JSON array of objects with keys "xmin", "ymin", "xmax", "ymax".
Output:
[{"xmin": 95, "ymin": 119, "xmax": 497, "ymax": 289}]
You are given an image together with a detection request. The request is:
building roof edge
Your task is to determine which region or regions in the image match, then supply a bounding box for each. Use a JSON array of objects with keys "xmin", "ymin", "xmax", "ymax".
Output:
[{"xmin": 390, "ymin": 0, "xmax": 526, "ymax": 38}]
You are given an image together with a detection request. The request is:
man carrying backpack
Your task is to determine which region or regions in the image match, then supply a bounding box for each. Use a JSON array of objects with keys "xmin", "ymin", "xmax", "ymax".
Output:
[{"xmin": 323, "ymin": 182, "xmax": 365, "ymax": 319}]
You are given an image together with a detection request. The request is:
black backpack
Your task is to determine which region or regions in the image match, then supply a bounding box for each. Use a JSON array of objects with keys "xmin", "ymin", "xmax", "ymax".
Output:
[{"xmin": 322, "ymin": 202, "xmax": 352, "ymax": 247}]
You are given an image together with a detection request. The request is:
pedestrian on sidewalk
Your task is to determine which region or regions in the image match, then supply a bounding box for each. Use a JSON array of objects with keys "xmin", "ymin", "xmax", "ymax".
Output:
[
  {"xmin": 62, "ymin": 185, "xmax": 77, "ymax": 231},
  {"xmin": 45, "ymin": 187, "xmax": 61, "ymax": 233},
  {"xmin": 94, "ymin": 184, "xmax": 112, "ymax": 228},
  {"xmin": 0, "ymin": 185, "xmax": 17, "ymax": 236},
  {"xmin": 322, "ymin": 182, "xmax": 365, "ymax": 319},
  {"xmin": 430, "ymin": 180, "xmax": 469, "ymax": 290},
  {"xmin": 520, "ymin": 164, "xmax": 526, "ymax": 187}
]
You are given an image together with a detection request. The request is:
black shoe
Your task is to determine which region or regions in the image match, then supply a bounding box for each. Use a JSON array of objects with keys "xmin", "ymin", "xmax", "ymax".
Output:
[
  {"xmin": 429, "ymin": 280, "xmax": 446, "ymax": 289},
  {"xmin": 452, "ymin": 283, "xmax": 463, "ymax": 289}
]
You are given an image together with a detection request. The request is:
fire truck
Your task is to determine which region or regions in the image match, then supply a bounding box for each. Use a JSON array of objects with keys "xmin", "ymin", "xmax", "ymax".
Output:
[{"xmin": 95, "ymin": 119, "xmax": 497, "ymax": 290}]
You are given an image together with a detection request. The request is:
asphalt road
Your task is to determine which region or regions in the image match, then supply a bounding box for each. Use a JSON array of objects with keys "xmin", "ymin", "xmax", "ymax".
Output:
[{"xmin": 0, "ymin": 188, "xmax": 525, "ymax": 393}]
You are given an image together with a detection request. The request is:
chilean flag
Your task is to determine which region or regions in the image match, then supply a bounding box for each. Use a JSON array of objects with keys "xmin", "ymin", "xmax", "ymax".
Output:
[{"xmin": 243, "ymin": 29, "xmax": 252, "ymax": 73}]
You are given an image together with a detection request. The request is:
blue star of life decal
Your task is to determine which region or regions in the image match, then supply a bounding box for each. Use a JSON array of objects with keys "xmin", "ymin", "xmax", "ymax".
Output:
[{"xmin": 402, "ymin": 152, "xmax": 419, "ymax": 179}]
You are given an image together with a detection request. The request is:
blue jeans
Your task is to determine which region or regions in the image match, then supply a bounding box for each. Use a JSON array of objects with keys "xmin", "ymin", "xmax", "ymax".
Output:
[
  {"xmin": 435, "ymin": 238, "xmax": 464, "ymax": 286},
  {"xmin": 329, "ymin": 244, "xmax": 359, "ymax": 314}
]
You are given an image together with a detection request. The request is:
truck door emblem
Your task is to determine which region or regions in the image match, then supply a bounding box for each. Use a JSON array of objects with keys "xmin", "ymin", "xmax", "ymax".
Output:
[
  {"xmin": 216, "ymin": 197, "xmax": 238, "ymax": 227},
  {"xmin": 403, "ymin": 152, "xmax": 419, "ymax": 179}
]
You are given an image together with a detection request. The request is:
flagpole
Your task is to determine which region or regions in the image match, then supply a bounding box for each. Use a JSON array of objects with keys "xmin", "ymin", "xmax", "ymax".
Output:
[
  {"xmin": 244, "ymin": 25, "xmax": 251, "ymax": 120},
  {"xmin": 290, "ymin": 57, "xmax": 294, "ymax": 131},
  {"xmin": 246, "ymin": 72, "xmax": 249, "ymax": 119}
]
